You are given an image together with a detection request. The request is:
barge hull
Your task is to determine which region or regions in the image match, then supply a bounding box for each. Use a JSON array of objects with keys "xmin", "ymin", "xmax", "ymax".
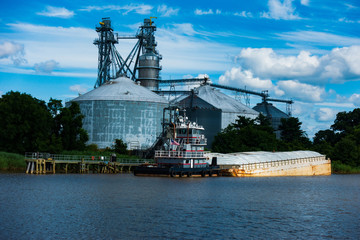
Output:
[
  {"xmin": 223, "ymin": 160, "xmax": 331, "ymax": 177},
  {"xmin": 134, "ymin": 166, "xmax": 221, "ymax": 177}
]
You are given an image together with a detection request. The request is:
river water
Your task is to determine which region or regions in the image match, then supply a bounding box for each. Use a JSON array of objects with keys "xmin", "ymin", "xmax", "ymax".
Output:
[{"xmin": 0, "ymin": 174, "xmax": 359, "ymax": 239}]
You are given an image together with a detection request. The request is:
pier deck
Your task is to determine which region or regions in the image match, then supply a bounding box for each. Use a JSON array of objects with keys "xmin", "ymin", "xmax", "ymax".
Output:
[{"xmin": 24, "ymin": 152, "xmax": 153, "ymax": 174}]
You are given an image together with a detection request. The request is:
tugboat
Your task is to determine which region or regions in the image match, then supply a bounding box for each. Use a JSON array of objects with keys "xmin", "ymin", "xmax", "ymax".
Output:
[{"xmin": 134, "ymin": 106, "xmax": 220, "ymax": 177}]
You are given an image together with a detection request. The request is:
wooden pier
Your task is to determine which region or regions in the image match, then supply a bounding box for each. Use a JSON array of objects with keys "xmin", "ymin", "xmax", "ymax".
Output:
[{"xmin": 25, "ymin": 152, "xmax": 153, "ymax": 174}]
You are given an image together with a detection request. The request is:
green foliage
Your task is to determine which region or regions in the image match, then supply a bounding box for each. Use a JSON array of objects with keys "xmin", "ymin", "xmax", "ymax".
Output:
[
  {"xmin": 0, "ymin": 152, "xmax": 26, "ymax": 170},
  {"xmin": 332, "ymin": 161, "xmax": 360, "ymax": 174},
  {"xmin": 312, "ymin": 108, "xmax": 360, "ymax": 169},
  {"xmin": 278, "ymin": 117, "xmax": 311, "ymax": 150},
  {"xmin": 57, "ymin": 102, "xmax": 89, "ymax": 151},
  {"xmin": 0, "ymin": 91, "xmax": 89, "ymax": 154},
  {"xmin": 0, "ymin": 91, "xmax": 53, "ymax": 153},
  {"xmin": 212, "ymin": 115, "xmax": 278, "ymax": 153},
  {"xmin": 331, "ymin": 108, "xmax": 360, "ymax": 135},
  {"xmin": 114, "ymin": 139, "xmax": 128, "ymax": 154}
]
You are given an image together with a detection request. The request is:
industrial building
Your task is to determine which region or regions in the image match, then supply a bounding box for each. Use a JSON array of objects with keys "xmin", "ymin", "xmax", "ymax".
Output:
[
  {"xmin": 173, "ymin": 85, "xmax": 259, "ymax": 147},
  {"xmin": 70, "ymin": 77, "xmax": 168, "ymax": 149},
  {"xmin": 69, "ymin": 17, "xmax": 292, "ymax": 150}
]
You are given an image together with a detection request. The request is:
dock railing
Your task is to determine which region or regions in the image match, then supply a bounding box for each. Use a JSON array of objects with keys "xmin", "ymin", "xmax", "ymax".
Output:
[{"xmin": 24, "ymin": 152, "xmax": 154, "ymax": 164}]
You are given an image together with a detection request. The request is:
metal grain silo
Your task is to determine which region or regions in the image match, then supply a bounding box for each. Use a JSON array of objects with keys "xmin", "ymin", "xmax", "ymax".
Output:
[
  {"xmin": 253, "ymin": 101, "xmax": 289, "ymax": 138},
  {"xmin": 173, "ymin": 85, "xmax": 259, "ymax": 148},
  {"xmin": 137, "ymin": 52, "xmax": 161, "ymax": 91},
  {"xmin": 70, "ymin": 77, "xmax": 168, "ymax": 149}
]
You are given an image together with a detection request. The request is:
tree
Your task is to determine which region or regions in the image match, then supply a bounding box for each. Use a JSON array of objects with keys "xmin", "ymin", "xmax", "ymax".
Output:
[
  {"xmin": 278, "ymin": 117, "xmax": 311, "ymax": 150},
  {"xmin": 57, "ymin": 102, "xmax": 88, "ymax": 151},
  {"xmin": 0, "ymin": 91, "xmax": 52, "ymax": 153},
  {"xmin": 312, "ymin": 108, "xmax": 360, "ymax": 168},
  {"xmin": 114, "ymin": 139, "xmax": 127, "ymax": 154},
  {"xmin": 331, "ymin": 109, "xmax": 360, "ymax": 135},
  {"xmin": 212, "ymin": 115, "xmax": 278, "ymax": 153},
  {"xmin": 331, "ymin": 136, "xmax": 360, "ymax": 167}
]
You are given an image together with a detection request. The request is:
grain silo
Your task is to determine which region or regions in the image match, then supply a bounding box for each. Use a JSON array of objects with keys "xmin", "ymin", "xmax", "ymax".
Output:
[
  {"xmin": 253, "ymin": 101, "xmax": 290, "ymax": 138},
  {"xmin": 173, "ymin": 85, "xmax": 259, "ymax": 148},
  {"xmin": 70, "ymin": 77, "xmax": 168, "ymax": 149}
]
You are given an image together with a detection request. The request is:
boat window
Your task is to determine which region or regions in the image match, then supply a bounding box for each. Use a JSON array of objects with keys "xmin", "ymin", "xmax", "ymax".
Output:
[{"xmin": 188, "ymin": 129, "xmax": 192, "ymax": 134}]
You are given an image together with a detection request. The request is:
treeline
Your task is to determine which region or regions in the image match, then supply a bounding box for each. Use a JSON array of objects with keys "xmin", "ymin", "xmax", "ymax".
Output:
[
  {"xmin": 0, "ymin": 91, "xmax": 88, "ymax": 154},
  {"xmin": 212, "ymin": 109, "xmax": 360, "ymax": 172}
]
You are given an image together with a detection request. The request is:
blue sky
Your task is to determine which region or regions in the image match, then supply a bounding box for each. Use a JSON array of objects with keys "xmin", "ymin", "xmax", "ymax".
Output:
[{"xmin": 1, "ymin": 0, "xmax": 360, "ymax": 138}]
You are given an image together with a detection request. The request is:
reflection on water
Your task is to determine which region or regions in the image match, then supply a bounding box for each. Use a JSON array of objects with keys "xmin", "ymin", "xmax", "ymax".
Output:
[{"xmin": 0, "ymin": 174, "xmax": 359, "ymax": 239}]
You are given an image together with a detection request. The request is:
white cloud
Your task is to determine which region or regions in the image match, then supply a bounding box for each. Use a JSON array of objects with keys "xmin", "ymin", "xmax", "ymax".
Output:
[
  {"xmin": 80, "ymin": 4, "xmax": 153, "ymax": 15},
  {"xmin": 237, "ymin": 48, "xmax": 319, "ymax": 79},
  {"xmin": 70, "ymin": 84, "xmax": 89, "ymax": 94},
  {"xmin": 344, "ymin": 3, "xmax": 357, "ymax": 9},
  {"xmin": 339, "ymin": 17, "xmax": 355, "ymax": 23},
  {"xmin": 37, "ymin": 6, "xmax": 74, "ymax": 18},
  {"xmin": 349, "ymin": 93, "xmax": 360, "ymax": 107},
  {"xmin": 234, "ymin": 46, "xmax": 360, "ymax": 83},
  {"xmin": 171, "ymin": 23, "xmax": 197, "ymax": 36},
  {"xmin": 314, "ymin": 108, "xmax": 338, "ymax": 122},
  {"xmin": 0, "ymin": 41, "xmax": 26, "ymax": 65},
  {"xmin": 234, "ymin": 11, "xmax": 253, "ymax": 18},
  {"xmin": 300, "ymin": 0, "xmax": 310, "ymax": 6},
  {"xmin": 156, "ymin": 26, "xmax": 241, "ymax": 73},
  {"xmin": 5, "ymin": 23, "xmax": 97, "ymax": 70},
  {"xmin": 219, "ymin": 67, "xmax": 274, "ymax": 90},
  {"xmin": 277, "ymin": 31, "xmax": 360, "ymax": 46},
  {"xmin": 194, "ymin": 9, "xmax": 214, "ymax": 15},
  {"xmin": 216, "ymin": 9, "xmax": 222, "ymax": 14},
  {"xmin": 34, "ymin": 60, "xmax": 59, "ymax": 74},
  {"xmin": 157, "ymin": 5, "xmax": 179, "ymax": 17},
  {"xmin": 261, "ymin": 0, "xmax": 301, "ymax": 20},
  {"xmin": 276, "ymin": 80, "xmax": 326, "ymax": 102}
]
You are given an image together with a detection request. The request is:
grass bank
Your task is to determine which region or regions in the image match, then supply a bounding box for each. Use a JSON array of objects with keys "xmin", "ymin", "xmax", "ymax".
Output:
[
  {"xmin": 0, "ymin": 152, "xmax": 26, "ymax": 172},
  {"xmin": 332, "ymin": 161, "xmax": 360, "ymax": 174}
]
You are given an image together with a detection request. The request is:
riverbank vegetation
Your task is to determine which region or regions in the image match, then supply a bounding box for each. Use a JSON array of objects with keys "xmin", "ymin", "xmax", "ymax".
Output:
[
  {"xmin": 212, "ymin": 108, "xmax": 360, "ymax": 174},
  {"xmin": 1, "ymin": 91, "xmax": 359, "ymax": 174},
  {"xmin": 0, "ymin": 152, "xmax": 26, "ymax": 171}
]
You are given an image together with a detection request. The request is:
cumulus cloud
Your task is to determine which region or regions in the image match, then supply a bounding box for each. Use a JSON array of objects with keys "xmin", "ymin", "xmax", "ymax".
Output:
[
  {"xmin": 34, "ymin": 60, "xmax": 59, "ymax": 74},
  {"xmin": 235, "ymin": 46, "xmax": 360, "ymax": 83},
  {"xmin": 194, "ymin": 9, "xmax": 214, "ymax": 15},
  {"xmin": 80, "ymin": 4, "xmax": 153, "ymax": 15},
  {"xmin": 219, "ymin": 66, "xmax": 274, "ymax": 90},
  {"xmin": 219, "ymin": 65, "xmax": 327, "ymax": 102},
  {"xmin": 261, "ymin": 0, "xmax": 301, "ymax": 20},
  {"xmin": 237, "ymin": 48, "xmax": 319, "ymax": 79},
  {"xmin": 0, "ymin": 41, "xmax": 26, "ymax": 65},
  {"xmin": 349, "ymin": 94, "xmax": 360, "ymax": 107},
  {"xmin": 157, "ymin": 5, "xmax": 179, "ymax": 17},
  {"xmin": 70, "ymin": 85, "xmax": 88, "ymax": 94},
  {"xmin": 314, "ymin": 108, "xmax": 338, "ymax": 122},
  {"xmin": 37, "ymin": 6, "xmax": 74, "ymax": 18},
  {"xmin": 276, "ymin": 80, "xmax": 326, "ymax": 102}
]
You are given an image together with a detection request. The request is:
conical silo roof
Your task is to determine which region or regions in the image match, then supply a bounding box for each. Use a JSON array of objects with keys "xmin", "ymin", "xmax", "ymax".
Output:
[
  {"xmin": 72, "ymin": 77, "xmax": 168, "ymax": 104},
  {"xmin": 195, "ymin": 85, "xmax": 258, "ymax": 115},
  {"xmin": 253, "ymin": 102, "xmax": 289, "ymax": 118}
]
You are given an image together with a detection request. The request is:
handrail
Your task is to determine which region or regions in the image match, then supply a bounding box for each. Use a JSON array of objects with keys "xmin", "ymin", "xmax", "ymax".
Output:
[
  {"xmin": 24, "ymin": 152, "xmax": 153, "ymax": 163},
  {"xmin": 155, "ymin": 150, "xmax": 208, "ymax": 158}
]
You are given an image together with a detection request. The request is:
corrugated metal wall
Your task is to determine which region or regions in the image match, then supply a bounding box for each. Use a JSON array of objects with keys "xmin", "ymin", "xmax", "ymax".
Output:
[{"xmin": 78, "ymin": 100, "xmax": 168, "ymax": 149}]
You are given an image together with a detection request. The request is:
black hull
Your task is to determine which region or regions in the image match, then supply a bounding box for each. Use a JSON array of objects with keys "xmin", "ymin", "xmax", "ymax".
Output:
[{"xmin": 134, "ymin": 166, "xmax": 221, "ymax": 177}]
